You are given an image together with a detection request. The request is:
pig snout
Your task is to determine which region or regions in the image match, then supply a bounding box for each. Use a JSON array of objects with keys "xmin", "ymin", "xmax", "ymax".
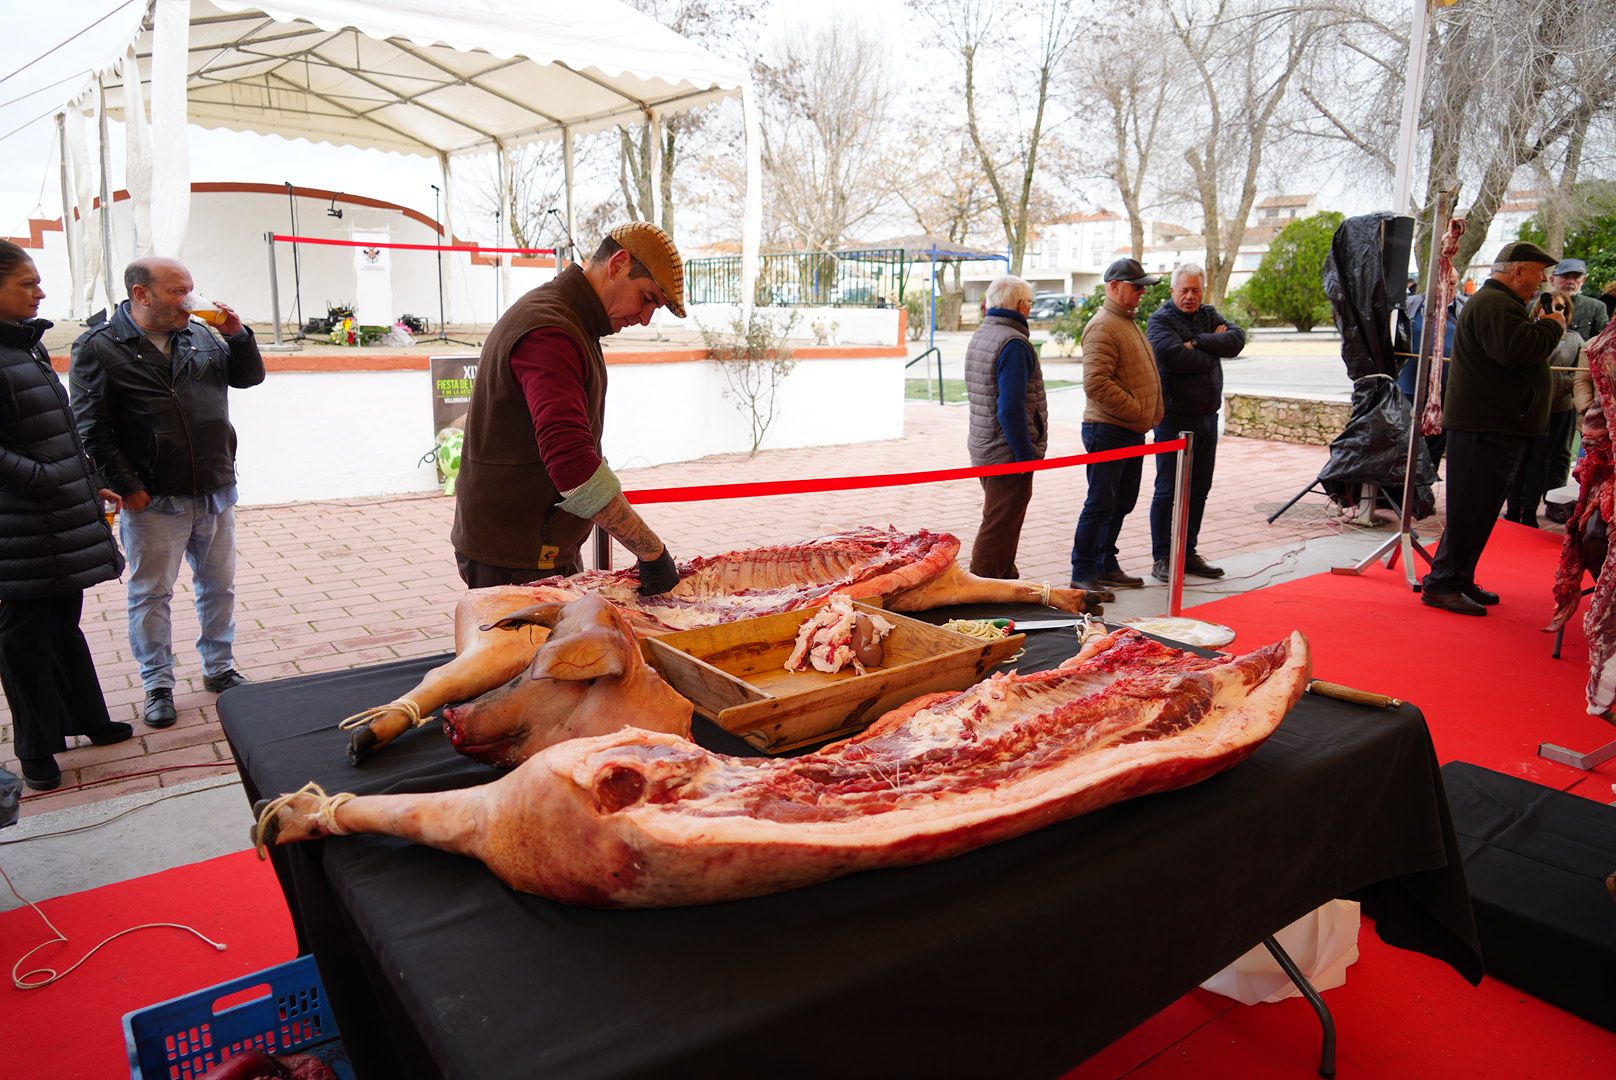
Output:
[{"xmin": 442, "ymin": 673, "xmax": 585, "ymax": 766}]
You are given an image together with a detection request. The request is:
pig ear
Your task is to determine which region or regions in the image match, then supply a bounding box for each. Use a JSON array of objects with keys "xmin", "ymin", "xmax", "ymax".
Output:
[
  {"xmin": 481, "ymin": 603, "xmax": 566, "ymax": 632},
  {"xmin": 529, "ymin": 627, "xmax": 628, "ymax": 681}
]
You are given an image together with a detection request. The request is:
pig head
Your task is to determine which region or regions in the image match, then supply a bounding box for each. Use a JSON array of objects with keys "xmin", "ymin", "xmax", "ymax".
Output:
[{"xmin": 440, "ymin": 593, "xmax": 693, "ymax": 766}]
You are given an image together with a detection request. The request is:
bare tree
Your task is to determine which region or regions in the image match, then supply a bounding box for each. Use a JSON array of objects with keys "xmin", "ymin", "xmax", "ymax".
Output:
[
  {"xmin": 456, "ymin": 141, "xmax": 567, "ymax": 249},
  {"xmin": 892, "ymin": 115, "xmax": 998, "ymax": 293},
  {"xmin": 754, "ymin": 20, "xmax": 899, "ymax": 252},
  {"xmin": 1063, "ymin": 19, "xmax": 1179, "ymax": 260},
  {"xmin": 1158, "ymin": 0, "xmax": 1330, "ymax": 302},
  {"xmin": 1292, "ymin": 0, "xmax": 1616, "ymax": 275},
  {"xmin": 912, "ymin": 0, "xmax": 1081, "ymax": 275},
  {"xmin": 618, "ymin": 0, "xmax": 765, "ymax": 237}
]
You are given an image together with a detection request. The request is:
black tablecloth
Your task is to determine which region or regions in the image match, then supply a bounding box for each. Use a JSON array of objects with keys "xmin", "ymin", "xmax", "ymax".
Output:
[{"xmin": 221, "ymin": 611, "xmax": 1481, "ymax": 1079}]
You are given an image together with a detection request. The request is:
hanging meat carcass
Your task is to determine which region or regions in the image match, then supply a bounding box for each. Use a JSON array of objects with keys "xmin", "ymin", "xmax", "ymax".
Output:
[
  {"xmin": 345, "ymin": 528, "xmax": 1106, "ymax": 763},
  {"xmin": 260, "ymin": 629, "xmax": 1311, "ymax": 907}
]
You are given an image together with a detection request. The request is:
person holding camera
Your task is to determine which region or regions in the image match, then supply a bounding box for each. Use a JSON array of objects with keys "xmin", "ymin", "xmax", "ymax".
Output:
[
  {"xmin": 0, "ymin": 241, "xmax": 130, "ymax": 790},
  {"xmin": 1422, "ymin": 242, "xmax": 1565, "ymax": 616},
  {"xmin": 1504, "ymin": 290, "xmax": 1585, "ymax": 527}
]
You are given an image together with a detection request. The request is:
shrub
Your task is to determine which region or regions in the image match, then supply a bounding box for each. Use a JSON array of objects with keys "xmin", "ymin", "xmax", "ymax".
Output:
[{"xmin": 1244, "ymin": 210, "xmax": 1345, "ymax": 331}]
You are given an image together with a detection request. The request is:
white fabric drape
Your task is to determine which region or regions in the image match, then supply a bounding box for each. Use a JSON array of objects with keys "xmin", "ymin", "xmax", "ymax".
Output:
[
  {"xmin": 150, "ymin": 0, "xmax": 191, "ymax": 256},
  {"xmin": 123, "ymin": 48, "xmax": 154, "ymax": 258},
  {"xmin": 64, "ymin": 94, "xmax": 103, "ymax": 317}
]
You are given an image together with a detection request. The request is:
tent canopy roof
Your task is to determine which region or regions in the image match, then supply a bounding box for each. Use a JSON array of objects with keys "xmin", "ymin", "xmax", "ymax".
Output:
[
  {"xmin": 845, "ymin": 234, "xmax": 1009, "ymax": 262},
  {"xmin": 100, "ymin": 0, "xmax": 751, "ymax": 157}
]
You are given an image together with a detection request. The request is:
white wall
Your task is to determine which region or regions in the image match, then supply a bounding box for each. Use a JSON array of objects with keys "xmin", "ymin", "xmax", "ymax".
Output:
[
  {"xmin": 27, "ymin": 187, "xmax": 557, "ymax": 328},
  {"xmin": 666, "ymin": 303, "xmax": 901, "ymax": 347},
  {"xmin": 62, "ymin": 348, "xmax": 907, "ymax": 507}
]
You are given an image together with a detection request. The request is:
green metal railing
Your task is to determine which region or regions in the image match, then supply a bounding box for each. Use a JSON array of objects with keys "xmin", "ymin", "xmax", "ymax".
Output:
[{"xmin": 685, "ymin": 248, "xmax": 908, "ymax": 307}]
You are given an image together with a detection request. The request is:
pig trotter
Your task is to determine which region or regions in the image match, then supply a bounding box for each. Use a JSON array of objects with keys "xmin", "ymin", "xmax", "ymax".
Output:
[{"xmin": 339, "ymin": 700, "xmax": 428, "ymax": 766}]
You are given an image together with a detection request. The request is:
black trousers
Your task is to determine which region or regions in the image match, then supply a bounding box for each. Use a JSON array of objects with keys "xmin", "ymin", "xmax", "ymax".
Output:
[
  {"xmin": 455, "ymin": 554, "xmax": 580, "ymax": 589},
  {"xmin": 1424, "ymin": 429, "xmax": 1529, "ymax": 595},
  {"xmin": 0, "ymin": 591, "xmax": 114, "ymax": 759},
  {"xmin": 1504, "ymin": 409, "xmax": 1575, "ymax": 526},
  {"xmin": 970, "ymin": 472, "xmax": 1034, "ymax": 579},
  {"xmin": 1148, "ymin": 413, "xmax": 1220, "ymax": 562}
]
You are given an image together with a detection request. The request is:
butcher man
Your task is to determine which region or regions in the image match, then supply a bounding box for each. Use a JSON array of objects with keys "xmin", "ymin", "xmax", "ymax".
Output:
[
  {"xmin": 452, "ymin": 223, "xmax": 685, "ymax": 593},
  {"xmin": 1421, "ymin": 240, "xmax": 1565, "ymax": 616}
]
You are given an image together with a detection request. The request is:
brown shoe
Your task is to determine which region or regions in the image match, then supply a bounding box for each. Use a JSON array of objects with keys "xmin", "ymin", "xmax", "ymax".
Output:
[
  {"xmin": 1095, "ymin": 568, "xmax": 1145, "ymax": 589},
  {"xmin": 1422, "ymin": 590, "xmax": 1486, "ymax": 617}
]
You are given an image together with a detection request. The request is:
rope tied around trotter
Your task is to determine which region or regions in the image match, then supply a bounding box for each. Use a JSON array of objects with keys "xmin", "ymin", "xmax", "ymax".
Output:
[
  {"xmin": 1040, "ymin": 582, "xmax": 1052, "ymax": 607},
  {"xmin": 337, "ymin": 697, "xmax": 426, "ymax": 731},
  {"xmin": 253, "ymin": 782, "xmax": 356, "ymax": 859}
]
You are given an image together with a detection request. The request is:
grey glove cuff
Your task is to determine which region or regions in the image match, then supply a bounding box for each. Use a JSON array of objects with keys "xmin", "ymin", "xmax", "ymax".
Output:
[{"xmin": 555, "ymin": 461, "xmax": 622, "ymax": 519}]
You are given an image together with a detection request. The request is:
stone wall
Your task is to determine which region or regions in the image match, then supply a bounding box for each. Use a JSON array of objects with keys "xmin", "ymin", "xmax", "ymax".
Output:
[{"xmin": 1224, "ymin": 393, "xmax": 1349, "ymax": 446}]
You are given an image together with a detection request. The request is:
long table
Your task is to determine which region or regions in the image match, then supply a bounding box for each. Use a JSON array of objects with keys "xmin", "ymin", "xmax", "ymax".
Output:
[{"xmin": 221, "ymin": 614, "xmax": 1482, "ymax": 1079}]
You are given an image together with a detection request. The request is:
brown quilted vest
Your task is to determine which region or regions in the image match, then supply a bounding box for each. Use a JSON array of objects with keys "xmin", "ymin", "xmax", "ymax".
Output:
[{"xmin": 450, "ymin": 265, "xmax": 612, "ymax": 572}]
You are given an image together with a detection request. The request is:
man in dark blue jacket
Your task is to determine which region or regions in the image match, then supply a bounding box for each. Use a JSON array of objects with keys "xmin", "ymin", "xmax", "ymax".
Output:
[
  {"xmin": 963, "ymin": 275, "xmax": 1047, "ymax": 578},
  {"xmin": 1145, "ymin": 264, "xmax": 1245, "ymax": 582}
]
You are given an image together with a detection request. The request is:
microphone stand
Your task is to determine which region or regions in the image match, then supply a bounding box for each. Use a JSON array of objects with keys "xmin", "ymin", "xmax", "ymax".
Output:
[{"xmin": 432, "ymin": 183, "xmax": 478, "ymax": 347}]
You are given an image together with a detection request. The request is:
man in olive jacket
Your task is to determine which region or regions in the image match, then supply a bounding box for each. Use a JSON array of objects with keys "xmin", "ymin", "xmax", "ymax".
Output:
[
  {"xmin": 1422, "ymin": 241, "xmax": 1565, "ymax": 616},
  {"xmin": 1069, "ymin": 258, "xmax": 1164, "ymax": 592}
]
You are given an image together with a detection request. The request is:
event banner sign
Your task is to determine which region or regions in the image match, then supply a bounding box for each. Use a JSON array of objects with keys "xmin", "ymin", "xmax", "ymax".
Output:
[{"xmin": 430, "ymin": 355, "xmax": 478, "ymax": 487}]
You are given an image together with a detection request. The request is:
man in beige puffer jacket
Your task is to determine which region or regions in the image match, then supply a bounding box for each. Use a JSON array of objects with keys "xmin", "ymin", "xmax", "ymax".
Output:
[{"xmin": 1069, "ymin": 258, "xmax": 1165, "ymax": 591}]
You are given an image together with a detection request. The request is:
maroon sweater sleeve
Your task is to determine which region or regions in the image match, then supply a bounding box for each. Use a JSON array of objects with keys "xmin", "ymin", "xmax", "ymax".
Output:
[{"xmin": 509, "ymin": 328, "xmax": 603, "ymax": 493}]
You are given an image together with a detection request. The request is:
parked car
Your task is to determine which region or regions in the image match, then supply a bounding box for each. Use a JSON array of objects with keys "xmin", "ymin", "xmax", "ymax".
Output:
[{"xmin": 1029, "ymin": 294, "xmax": 1077, "ymax": 321}]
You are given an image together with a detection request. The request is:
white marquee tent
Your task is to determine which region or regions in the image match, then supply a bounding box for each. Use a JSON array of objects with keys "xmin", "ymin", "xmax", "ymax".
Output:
[{"xmin": 52, "ymin": 0, "xmax": 761, "ymax": 321}]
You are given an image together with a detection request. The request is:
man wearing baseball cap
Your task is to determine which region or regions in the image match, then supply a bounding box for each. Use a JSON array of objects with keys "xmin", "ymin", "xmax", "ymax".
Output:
[
  {"xmin": 1549, "ymin": 258, "xmax": 1609, "ymax": 341},
  {"xmin": 1421, "ymin": 240, "xmax": 1565, "ymax": 615},
  {"xmin": 1068, "ymin": 257, "xmax": 1165, "ymax": 593},
  {"xmin": 452, "ymin": 222, "xmax": 687, "ymax": 593}
]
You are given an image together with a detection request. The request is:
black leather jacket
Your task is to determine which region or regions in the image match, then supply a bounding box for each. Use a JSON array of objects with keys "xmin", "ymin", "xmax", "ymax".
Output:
[
  {"xmin": 0, "ymin": 318, "xmax": 123, "ymax": 598},
  {"xmin": 69, "ymin": 301, "xmax": 265, "ymax": 497}
]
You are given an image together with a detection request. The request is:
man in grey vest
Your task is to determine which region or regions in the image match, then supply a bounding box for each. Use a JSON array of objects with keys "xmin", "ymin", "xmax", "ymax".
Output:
[
  {"xmin": 451, "ymin": 223, "xmax": 685, "ymax": 594},
  {"xmin": 964, "ymin": 275, "xmax": 1047, "ymax": 578}
]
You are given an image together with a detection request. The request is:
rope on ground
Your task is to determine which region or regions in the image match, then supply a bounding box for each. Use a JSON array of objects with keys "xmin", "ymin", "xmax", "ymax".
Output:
[{"xmin": 2, "ymin": 858, "xmax": 227, "ymax": 991}]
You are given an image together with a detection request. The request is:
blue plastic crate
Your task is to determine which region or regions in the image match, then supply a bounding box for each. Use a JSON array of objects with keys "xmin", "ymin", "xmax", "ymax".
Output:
[{"xmin": 123, "ymin": 954, "xmax": 353, "ymax": 1079}]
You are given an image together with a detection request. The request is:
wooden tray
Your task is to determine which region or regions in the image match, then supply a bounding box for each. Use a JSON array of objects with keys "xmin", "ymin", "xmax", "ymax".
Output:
[{"xmin": 641, "ymin": 602, "xmax": 1025, "ymax": 754}]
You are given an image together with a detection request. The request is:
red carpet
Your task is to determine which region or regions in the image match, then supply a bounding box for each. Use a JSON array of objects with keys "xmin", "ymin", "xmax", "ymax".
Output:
[
  {"xmin": 1065, "ymin": 519, "xmax": 1616, "ymax": 1077},
  {"xmin": 0, "ymin": 850, "xmax": 296, "ymax": 1080},
  {"xmin": 7, "ymin": 523, "xmax": 1616, "ymax": 1078},
  {"xmin": 1188, "ymin": 519, "xmax": 1616, "ymax": 799}
]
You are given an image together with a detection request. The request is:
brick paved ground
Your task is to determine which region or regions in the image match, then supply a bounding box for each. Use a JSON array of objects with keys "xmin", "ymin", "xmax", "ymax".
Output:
[{"xmin": 6, "ymin": 398, "xmax": 1420, "ymax": 814}]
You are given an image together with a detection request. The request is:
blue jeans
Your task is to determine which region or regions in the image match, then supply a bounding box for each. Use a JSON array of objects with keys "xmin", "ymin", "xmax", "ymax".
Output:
[
  {"xmin": 1070, "ymin": 421, "xmax": 1146, "ymax": 582},
  {"xmin": 122, "ymin": 498, "xmax": 238, "ymax": 691},
  {"xmin": 1149, "ymin": 413, "xmax": 1220, "ymax": 562}
]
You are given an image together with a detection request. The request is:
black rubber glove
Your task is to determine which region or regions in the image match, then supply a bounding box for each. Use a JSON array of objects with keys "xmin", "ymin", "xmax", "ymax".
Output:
[{"xmin": 636, "ymin": 547, "xmax": 680, "ymax": 596}]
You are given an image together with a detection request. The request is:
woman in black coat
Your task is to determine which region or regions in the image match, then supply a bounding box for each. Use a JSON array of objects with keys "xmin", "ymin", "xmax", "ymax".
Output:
[{"xmin": 0, "ymin": 240, "xmax": 129, "ymax": 790}]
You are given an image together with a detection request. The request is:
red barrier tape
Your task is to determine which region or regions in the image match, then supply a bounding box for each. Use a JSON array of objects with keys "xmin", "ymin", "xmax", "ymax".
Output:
[
  {"xmin": 624, "ymin": 439, "xmax": 1187, "ymax": 505},
  {"xmin": 270, "ymin": 234, "xmax": 555, "ymax": 256}
]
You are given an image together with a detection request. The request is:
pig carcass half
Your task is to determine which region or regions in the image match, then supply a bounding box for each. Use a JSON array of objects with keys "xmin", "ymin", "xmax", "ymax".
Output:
[
  {"xmin": 347, "ymin": 527, "xmax": 1105, "ymax": 763},
  {"xmin": 261, "ymin": 629, "xmax": 1311, "ymax": 907}
]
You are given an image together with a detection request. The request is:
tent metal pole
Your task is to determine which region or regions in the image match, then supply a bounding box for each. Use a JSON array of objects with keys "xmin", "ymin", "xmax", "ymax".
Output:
[
  {"xmin": 562, "ymin": 127, "xmax": 575, "ymax": 265},
  {"xmin": 97, "ymin": 78, "xmax": 116, "ymax": 316},
  {"xmin": 57, "ymin": 112, "xmax": 79, "ymax": 321},
  {"xmin": 1395, "ymin": 192, "xmax": 1453, "ymax": 587}
]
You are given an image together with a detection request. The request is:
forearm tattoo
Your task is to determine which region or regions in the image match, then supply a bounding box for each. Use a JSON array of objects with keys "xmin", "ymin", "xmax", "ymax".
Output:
[{"xmin": 594, "ymin": 493, "xmax": 664, "ymax": 561}]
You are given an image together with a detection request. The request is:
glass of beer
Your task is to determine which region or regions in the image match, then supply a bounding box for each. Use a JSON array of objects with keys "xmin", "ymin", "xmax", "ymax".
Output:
[{"xmin": 182, "ymin": 291, "xmax": 229, "ymax": 327}]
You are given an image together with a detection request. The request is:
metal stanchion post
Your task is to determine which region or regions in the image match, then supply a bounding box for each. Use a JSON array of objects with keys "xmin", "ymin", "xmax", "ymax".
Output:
[
  {"xmin": 262, "ymin": 233, "xmax": 299, "ymax": 353},
  {"xmin": 1167, "ymin": 430, "xmax": 1194, "ymax": 617},
  {"xmin": 592, "ymin": 526, "xmax": 612, "ymax": 573}
]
